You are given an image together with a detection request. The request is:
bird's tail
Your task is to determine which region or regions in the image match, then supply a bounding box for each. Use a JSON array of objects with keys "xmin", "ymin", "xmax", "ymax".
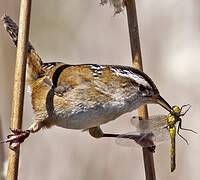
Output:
[{"xmin": 1, "ymin": 15, "xmax": 45, "ymax": 83}]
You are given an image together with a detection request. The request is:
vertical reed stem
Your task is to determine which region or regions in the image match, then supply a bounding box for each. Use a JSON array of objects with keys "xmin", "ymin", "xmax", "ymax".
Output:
[
  {"xmin": 7, "ymin": 0, "xmax": 32, "ymax": 179},
  {"xmin": 125, "ymin": 0, "xmax": 156, "ymax": 179}
]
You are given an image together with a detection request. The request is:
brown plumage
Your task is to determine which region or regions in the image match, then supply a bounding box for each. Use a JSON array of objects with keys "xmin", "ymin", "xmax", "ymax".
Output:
[{"xmin": 1, "ymin": 15, "xmax": 171, "ymax": 149}]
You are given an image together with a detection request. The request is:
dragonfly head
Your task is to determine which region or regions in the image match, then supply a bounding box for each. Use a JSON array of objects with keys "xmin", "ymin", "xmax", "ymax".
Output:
[
  {"xmin": 169, "ymin": 105, "xmax": 189, "ymax": 125},
  {"xmin": 171, "ymin": 106, "xmax": 181, "ymax": 116},
  {"xmin": 171, "ymin": 104, "xmax": 191, "ymax": 117}
]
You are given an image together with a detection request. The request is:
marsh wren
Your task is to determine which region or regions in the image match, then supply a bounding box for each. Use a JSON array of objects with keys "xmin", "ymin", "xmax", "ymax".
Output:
[{"xmin": 1, "ymin": 15, "xmax": 171, "ymax": 149}]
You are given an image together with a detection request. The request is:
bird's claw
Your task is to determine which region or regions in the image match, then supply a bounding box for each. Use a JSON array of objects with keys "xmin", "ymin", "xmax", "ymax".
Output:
[{"xmin": 0, "ymin": 128, "xmax": 30, "ymax": 151}]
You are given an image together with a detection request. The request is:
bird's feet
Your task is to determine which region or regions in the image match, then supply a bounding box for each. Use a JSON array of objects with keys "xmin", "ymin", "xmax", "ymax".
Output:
[{"xmin": 0, "ymin": 128, "xmax": 30, "ymax": 150}]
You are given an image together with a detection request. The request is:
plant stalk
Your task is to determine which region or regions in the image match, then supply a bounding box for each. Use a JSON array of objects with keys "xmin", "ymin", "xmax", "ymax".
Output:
[
  {"xmin": 6, "ymin": 0, "xmax": 32, "ymax": 180},
  {"xmin": 125, "ymin": 0, "xmax": 156, "ymax": 179}
]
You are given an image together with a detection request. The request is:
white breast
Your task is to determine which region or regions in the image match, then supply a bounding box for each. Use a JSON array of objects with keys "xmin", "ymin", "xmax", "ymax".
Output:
[{"xmin": 53, "ymin": 98, "xmax": 143, "ymax": 130}]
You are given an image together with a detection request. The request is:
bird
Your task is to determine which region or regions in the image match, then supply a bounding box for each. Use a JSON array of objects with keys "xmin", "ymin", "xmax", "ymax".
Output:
[{"xmin": 1, "ymin": 15, "xmax": 171, "ymax": 150}]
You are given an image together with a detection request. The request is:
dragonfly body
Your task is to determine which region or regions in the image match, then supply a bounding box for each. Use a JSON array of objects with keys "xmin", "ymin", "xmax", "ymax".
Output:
[
  {"xmin": 116, "ymin": 105, "xmax": 195, "ymax": 172},
  {"xmin": 167, "ymin": 108, "xmax": 179, "ymax": 172},
  {"xmin": 169, "ymin": 126, "xmax": 176, "ymax": 172}
]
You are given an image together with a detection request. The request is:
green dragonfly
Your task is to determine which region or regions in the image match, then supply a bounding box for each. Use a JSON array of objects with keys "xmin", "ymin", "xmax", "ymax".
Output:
[{"xmin": 116, "ymin": 104, "xmax": 196, "ymax": 172}]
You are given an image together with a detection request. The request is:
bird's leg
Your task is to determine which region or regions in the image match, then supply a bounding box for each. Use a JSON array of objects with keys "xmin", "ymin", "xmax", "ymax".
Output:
[
  {"xmin": 89, "ymin": 126, "xmax": 155, "ymax": 152},
  {"xmin": 0, "ymin": 119, "xmax": 44, "ymax": 150}
]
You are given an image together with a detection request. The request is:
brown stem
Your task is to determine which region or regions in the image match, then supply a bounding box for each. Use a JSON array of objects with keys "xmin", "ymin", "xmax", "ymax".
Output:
[
  {"xmin": 6, "ymin": 0, "xmax": 32, "ymax": 180},
  {"xmin": 125, "ymin": 0, "xmax": 156, "ymax": 179}
]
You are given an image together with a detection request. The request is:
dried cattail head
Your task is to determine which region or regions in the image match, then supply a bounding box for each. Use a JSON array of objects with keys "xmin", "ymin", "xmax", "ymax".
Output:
[{"xmin": 100, "ymin": 0, "xmax": 125, "ymax": 14}]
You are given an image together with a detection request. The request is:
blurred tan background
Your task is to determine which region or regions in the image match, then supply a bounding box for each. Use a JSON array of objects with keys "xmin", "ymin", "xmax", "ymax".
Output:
[{"xmin": 0, "ymin": 0, "xmax": 200, "ymax": 180}]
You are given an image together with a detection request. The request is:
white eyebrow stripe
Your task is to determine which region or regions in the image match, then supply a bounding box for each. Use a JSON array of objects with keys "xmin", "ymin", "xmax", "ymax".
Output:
[
  {"xmin": 88, "ymin": 64, "xmax": 105, "ymax": 70},
  {"xmin": 88, "ymin": 64, "xmax": 105, "ymax": 77},
  {"xmin": 109, "ymin": 66, "xmax": 150, "ymax": 87}
]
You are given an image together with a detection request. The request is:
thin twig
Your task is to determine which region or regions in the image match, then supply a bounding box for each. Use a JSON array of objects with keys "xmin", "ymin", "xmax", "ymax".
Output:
[
  {"xmin": 125, "ymin": 0, "xmax": 156, "ymax": 179},
  {"xmin": 6, "ymin": 0, "xmax": 32, "ymax": 180}
]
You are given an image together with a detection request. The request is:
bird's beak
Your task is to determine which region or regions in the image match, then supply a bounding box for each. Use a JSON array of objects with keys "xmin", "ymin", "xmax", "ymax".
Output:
[
  {"xmin": 146, "ymin": 95, "xmax": 172, "ymax": 112},
  {"xmin": 155, "ymin": 95, "xmax": 171, "ymax": 112}
]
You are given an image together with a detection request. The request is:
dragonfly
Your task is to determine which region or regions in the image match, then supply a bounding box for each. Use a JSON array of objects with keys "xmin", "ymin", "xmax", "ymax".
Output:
[{"xmin": 116, "ymin": 104, "xmax": 196, "ymax": 172}]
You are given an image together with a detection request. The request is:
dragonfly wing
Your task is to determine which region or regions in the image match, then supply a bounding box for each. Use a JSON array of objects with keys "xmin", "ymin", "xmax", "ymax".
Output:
[
  {"xmin": 151, "ymin": 127, "xmax": 170, "ymax": 145},
  {"xmin": 116, "ymin": 127, "xmax": 170, "ymax": 148},
  {"xmin": 116, "ymin": 131, "xmax": 154, "ymax": 148},
  {"xmin": 130, "ymin": 115, "xmax": 168, "ymax": 131}
]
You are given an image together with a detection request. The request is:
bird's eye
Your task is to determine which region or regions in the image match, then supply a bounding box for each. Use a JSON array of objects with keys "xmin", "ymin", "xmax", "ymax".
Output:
[{"xmin": 139, "ymin": 84, "xmax": 146, "ymax": 92}]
